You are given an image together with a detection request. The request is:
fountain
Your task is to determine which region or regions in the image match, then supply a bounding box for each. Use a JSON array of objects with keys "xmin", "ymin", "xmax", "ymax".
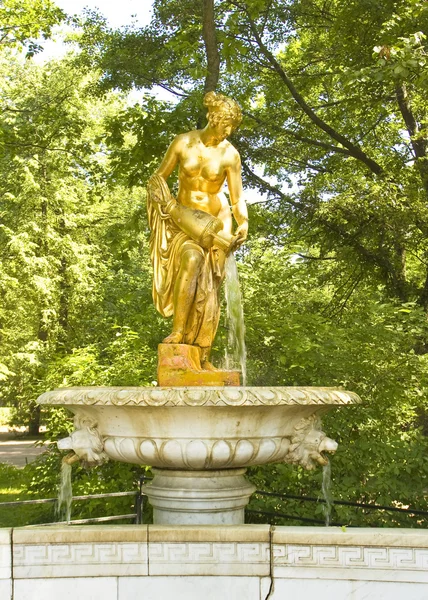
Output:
[{"xmin": 36, "ymin": 92, "xmax": 361, "ymax": 525}]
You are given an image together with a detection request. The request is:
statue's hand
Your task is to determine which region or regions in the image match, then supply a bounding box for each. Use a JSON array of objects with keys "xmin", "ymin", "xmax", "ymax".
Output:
[{"xmin": 235, "ymin": 221, "xmax": 248, "ymax": 247}]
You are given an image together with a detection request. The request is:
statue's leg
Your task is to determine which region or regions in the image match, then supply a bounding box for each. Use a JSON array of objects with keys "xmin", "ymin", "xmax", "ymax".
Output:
[{"xmin": 163, "ymin": 246, "xmax": 204, "ymax": 344}]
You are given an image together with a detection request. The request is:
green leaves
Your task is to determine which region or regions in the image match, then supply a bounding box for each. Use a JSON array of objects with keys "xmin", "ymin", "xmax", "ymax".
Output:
[{"xmin": 0, "ymin": 0, "xmax": 65, "ymax": 55}]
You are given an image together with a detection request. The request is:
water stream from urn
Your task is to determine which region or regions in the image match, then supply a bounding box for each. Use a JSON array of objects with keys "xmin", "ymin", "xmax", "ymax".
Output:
[
  {"xmin": 224, "ymin": 254, "xmax": 247, "ymax": 385},
  {"xmin": 57, "ymin": 460, "xmax": 73, "ymax": 522},
  {"xmin": 322, "ymin": 460, "xmax": 333, "ymax": 526}
]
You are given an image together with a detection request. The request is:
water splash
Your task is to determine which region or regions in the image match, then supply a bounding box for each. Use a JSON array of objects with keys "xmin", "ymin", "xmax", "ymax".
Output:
[
  {"xmin": 224, "ymin": 254, "xmax": 247, "ymax": 385},
  {"xmin": 57, "ymin": 460, "xmax": 73, "ymax": 523},
  {"xmin": 322, "ymin": 460, "xmax": 333, "ymax": 526}
]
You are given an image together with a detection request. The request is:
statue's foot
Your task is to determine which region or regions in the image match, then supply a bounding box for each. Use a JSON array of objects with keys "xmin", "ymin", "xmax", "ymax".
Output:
[
  {"xmin": 163, "ymin": 331, "xmax": 183, "ymax": 344},
  {"xmin": 201, "ymin": 361, "xmax": 219, "ymax": 372}
]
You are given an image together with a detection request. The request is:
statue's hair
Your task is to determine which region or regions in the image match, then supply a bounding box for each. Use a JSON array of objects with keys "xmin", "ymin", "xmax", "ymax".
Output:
[{"xmin": 203, "ymin": 91, "xmax": 242, "ymax": 128}]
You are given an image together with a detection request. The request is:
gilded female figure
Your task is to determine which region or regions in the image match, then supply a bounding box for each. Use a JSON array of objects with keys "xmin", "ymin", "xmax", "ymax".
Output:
[{"xmin": 147, "ymin": 92, "xmax": 248, "ymax": 370}]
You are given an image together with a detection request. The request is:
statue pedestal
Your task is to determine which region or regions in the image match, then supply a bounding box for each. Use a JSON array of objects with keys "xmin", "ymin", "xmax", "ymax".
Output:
[
  {"xmin": 142, "ymin": 468, "xmax": 256, "ymax": 525},
  {"xmin": 157, "ymin": 343, "xmax": 240, "ymax": 387}
]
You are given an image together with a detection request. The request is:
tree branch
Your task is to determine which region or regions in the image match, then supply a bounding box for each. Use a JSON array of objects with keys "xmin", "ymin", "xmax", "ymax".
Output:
[
  {"xmin": 241, "ymin": 161, "xmax": 302, "ymax": 210},
  {"xmin": 296, "ymin": 253, "xmax": 336, "ymax": 260},
  {"xmin": 396, "ymin": 83, "xmax": 428, "ymax": 196},
  {"xmin": 271, "ymin": 147, "xmax": 329, "ymax": 172},
  {"xmin": 244, "ymin": 111, "xmax": 352, "ymax": 156},
  {"xmin": 235, "ymin": 2, "xmax": 383, "ymax": 175},
  {"xmin": 320, "ymin": 217, "xmax": 408, "ymax": 301},
  {"xmin": 1, "ymin": 142, "xmax": 81, "ymax": 159}
]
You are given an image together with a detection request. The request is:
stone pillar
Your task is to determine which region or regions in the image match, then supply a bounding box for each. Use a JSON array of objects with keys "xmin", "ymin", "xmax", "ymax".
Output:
[{"xmin": 142, "ymin": 468, "xmax": 256, "ymax": 525}]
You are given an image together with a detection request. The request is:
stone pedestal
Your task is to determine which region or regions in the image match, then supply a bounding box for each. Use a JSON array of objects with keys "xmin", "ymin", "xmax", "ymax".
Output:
[
  {"xmin": 142, "ymin": 468, "xmax": 256, "ymax": 525},
  {"xmin": 157, "ymin": 343, "xmax": 240, "ymax": 387}
]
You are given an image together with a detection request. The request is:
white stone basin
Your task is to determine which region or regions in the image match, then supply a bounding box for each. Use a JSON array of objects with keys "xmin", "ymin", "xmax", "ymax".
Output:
[
  {"xmin": 37, "ymin": 385, "xmax": 361, "ymax": 524},
  {"xmin": 38, "ymin": 386, "xmax": 360, "ymax": 470}
]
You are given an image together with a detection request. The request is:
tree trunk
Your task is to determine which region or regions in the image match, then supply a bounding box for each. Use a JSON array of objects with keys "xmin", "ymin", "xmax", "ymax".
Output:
[
  {"xmin": 396, "ymin": 83, "xmax": 428, "ymax": 197},
  {"xmin": 28, "ymin": 404, "xmax": 41, "ymax": 436},
  {"xmin": 199, "ymin": 0, "xmax": 220, "ymax": 127},
  {"xmin": 202, "ymin": 0, "xmax": 220, "ymax": 93}
]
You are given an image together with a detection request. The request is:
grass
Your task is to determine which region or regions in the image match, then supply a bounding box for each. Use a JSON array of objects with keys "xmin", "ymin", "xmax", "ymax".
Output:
[
  {"xmin": 0, "ymin": 462, "xmax": 56, "ymax": 527},
  {"xmin": 0, "ymin": 457, "xmax": 143, "ymax": 527}
]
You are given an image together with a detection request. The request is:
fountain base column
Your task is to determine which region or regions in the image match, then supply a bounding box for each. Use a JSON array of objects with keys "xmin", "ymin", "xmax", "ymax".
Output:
[{"xmin": 142, "ymin": 468, "xmax": 256, "ymax": 525}]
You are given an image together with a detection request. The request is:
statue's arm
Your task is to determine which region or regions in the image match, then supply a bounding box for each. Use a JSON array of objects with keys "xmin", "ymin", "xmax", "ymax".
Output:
[
  {"xmin": 148, "ymin": 137, "xmax": 181, "ymax": 213},
  {"xmin": 156, "ymin": 136, "xmax": 181, "ymax": 180},
  {"xmin": 227, "ymin": 151, "xmax": 248, "ymax": 244}
]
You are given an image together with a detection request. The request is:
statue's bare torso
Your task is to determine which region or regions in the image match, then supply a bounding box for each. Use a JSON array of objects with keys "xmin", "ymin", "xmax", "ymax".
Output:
[{"xmin": 170, "ymin": 130, "xmax": 240, "ymax": 235}]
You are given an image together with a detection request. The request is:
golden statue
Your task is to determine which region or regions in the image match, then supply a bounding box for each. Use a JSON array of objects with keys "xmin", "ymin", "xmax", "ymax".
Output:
[{"xmin": 147, "ymin": 92, "xmax": 248, "ymax": 386}]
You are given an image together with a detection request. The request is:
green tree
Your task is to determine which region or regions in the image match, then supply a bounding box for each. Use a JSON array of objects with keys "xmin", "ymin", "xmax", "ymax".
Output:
[{"xmin": 0, "ymin": 54, "xmax": 164, "ymax": 434}]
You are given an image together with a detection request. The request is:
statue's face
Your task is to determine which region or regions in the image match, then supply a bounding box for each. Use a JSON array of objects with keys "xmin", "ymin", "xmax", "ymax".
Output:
[{"xmin": 210, "ymin": 116, "xmax": 235, "ymax": 141}]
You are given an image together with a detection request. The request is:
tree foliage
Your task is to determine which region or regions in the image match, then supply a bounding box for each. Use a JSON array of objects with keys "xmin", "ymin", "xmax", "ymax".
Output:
[{"xmin": 0, "ymin": 0, "xmax": 64, "ymax": 55}]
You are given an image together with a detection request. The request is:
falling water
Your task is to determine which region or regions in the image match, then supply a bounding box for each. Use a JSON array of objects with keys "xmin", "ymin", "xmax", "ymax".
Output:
[
  {"xmin": 57, "ymin": 461, "xmax": 73, "ymax": 523},
  {"xmin": 224, "ymin": 253, "xmax": 247, "ymax": 385},
  {"xmin": 321, "ymin": 460, "xmax": 333, "ymax": 526}
]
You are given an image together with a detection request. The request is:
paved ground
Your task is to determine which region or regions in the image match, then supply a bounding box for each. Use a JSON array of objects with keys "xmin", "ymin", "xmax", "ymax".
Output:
[{"xmin": 0, "ymin": 432, "xmax": 48, "ymax": 468}]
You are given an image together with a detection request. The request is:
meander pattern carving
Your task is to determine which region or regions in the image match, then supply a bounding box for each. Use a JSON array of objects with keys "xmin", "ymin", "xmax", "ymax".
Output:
[
  {"xmin": 146, "ymin": 542, "xmax": 270, "ymax": 564},
  {"xmin": 273, "ymin": 545, "xmax": 428, "ymax": 570},
  {"xmin": 14, "ymin": 543, "xmax": 147, "ymax": 566},
  {"xmin": 12, "ymin": 542, "xmax": 428, "ymax": 572}
]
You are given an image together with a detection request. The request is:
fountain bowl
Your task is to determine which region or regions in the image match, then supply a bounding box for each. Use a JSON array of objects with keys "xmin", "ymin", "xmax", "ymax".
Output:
[{"xmin": 37, "ymin": 385, "xmax": 361, "ymax": 524}]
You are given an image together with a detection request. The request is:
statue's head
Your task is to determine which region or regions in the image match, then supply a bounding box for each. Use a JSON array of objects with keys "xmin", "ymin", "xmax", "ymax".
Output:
[{"xmin": 203, "ymin": 92, "xmax": 242, "ymax": 134}]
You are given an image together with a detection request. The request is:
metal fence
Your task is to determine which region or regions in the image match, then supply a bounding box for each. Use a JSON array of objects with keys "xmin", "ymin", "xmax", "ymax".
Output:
[
  {"xmin": 2, "ymin": 475, "xmax": 427, "ymax": 527},
  {"xmin": 1, "ymin": 490, "xmax": 144, "ymax": 526},
  {"xmin": 246, "ymin": 489, "xmax": 428, "ymax": 526}
]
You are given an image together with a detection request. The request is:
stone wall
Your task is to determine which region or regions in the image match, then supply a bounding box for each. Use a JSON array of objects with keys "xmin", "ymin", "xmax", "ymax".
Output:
[{"xmin": 1, "ymin": 525, "xmax": 428, "ymax": 599}]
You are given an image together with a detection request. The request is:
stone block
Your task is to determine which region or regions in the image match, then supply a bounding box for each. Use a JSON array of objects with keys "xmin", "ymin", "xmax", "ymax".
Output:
[
  {"xmin": 148, "ymin": 524, "xmax": 270, "ymax": 543},
  {"xmin": 268, "ymin": 578, "xmax": 428, "ymax": 600},
  {"xmin": 118, "ymin": 576, "xmax": 261, "ymax": 600},
  {"xmin": 272, "ymin": 526, "xmax": 428, "ymax": 584},
  {"xmin": 0, "ymin": 528, "xmax": 11, "ymax": 581},
  {"xmin": 148, "ymin": 525, "xmax": 270, "ymax": 576},
  {"xmin": 272, "ymin": 525, "xmax": 428, "ymax": 548},
  {"xmin": 0, "ymin": 579, "xmax": 12, "ymax": 600},
  {"xmin": 157, "ymin": 343, "xmax": 240, "ymax": 386},
  {"xmin": 14, "ymin": 577, "xmax": 118, "ymax": 600}
]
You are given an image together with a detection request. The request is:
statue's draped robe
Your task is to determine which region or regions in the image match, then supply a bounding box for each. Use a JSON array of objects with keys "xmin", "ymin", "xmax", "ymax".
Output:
[{"xmin": 147, "ymin": 174, "xmax": 222, "ymax": 349}]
